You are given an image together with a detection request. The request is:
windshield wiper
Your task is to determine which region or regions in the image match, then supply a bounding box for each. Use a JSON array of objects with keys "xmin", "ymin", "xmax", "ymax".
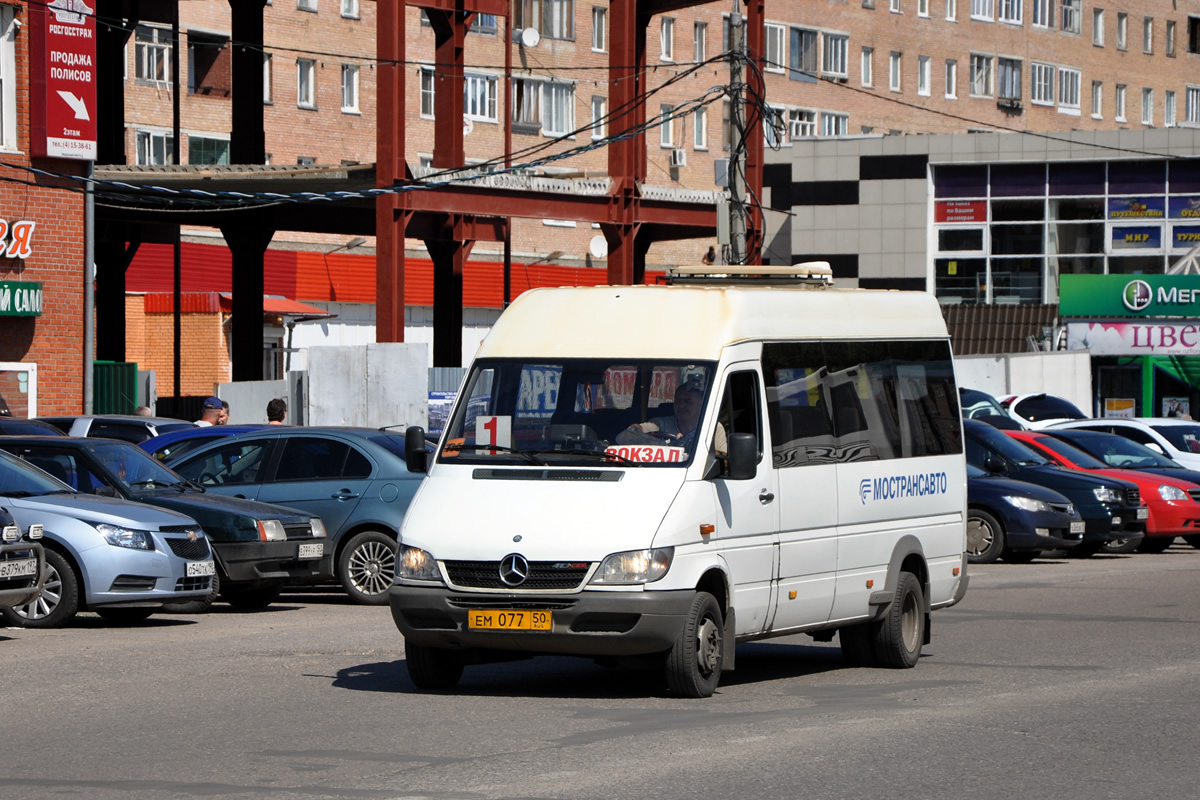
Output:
[{"xmin": 443, "ymin": 443, "xmax": 546, "ymax": 466}]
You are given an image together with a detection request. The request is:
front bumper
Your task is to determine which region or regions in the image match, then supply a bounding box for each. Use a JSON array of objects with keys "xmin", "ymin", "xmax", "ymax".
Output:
[
  {"xmin": 1003, "ymin": 510, "xmax": 1084, "ymax": 552},
  {"xmin": 216, "ymin": 541, "xmax": 333, "ymax": 585},
  {"xmin": 1079, "ymin": 503, "xmax": 1146, "ymax": 544},
  {"xmin": 389, "ymin": 583, "xmax": 697, "ymax": 657}
]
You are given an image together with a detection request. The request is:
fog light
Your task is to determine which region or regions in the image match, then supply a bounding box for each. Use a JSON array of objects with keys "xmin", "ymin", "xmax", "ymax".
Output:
[
  {"xmin": 1035, "ymin": 527, "xmax": 1050, "ymax": 537},
  {"xmin": 1111, "ymin": 517, "xmax": 1122, "ymax": 526},
  {"xmin": 2, "ymin": 525, "xmax": 18, "ymax": 543},
  {"xmin": 28, "ymin": 524, "xmax": 43, "ymax": 540}
]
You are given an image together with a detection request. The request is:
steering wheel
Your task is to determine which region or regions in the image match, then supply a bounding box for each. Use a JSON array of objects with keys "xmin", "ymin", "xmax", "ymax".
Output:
[{"xmin": 198, "ymin": 471, "xmax": 220, "ymax": 485}]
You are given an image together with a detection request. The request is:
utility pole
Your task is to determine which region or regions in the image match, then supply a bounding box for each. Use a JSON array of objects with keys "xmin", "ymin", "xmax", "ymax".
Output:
[{"xmin": 727, "ymin": 11, "xmax": 748, "ymax": 265}]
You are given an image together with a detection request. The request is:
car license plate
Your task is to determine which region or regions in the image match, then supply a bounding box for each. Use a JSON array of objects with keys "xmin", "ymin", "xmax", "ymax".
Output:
[
  {"xmin": 1137, "ymin": 507, "xmax": 1149, "ymax": 520},
  {"xmin": 0, "ymin": 559, "xmax": 36, "ymax": 579},
  {"xmin": 186, "ymin": 560, "xmax": 215, "ymax": 577},
  {"xmin": 298, "ymin": 543, "xmax": 323, "ymax": 559},
  {"xmin": 1070, "ymin": 521, "xmax": 1085, "ymax": 534},
  {"xmin": 468, "ymin": 609, "xmax": 552, "ymax": 631}
]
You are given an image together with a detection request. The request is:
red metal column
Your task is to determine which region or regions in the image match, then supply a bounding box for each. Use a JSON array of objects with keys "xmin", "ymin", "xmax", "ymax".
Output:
[
  {"xmin": 376, "ymin": 0, "xmax": 407, "ymax": 343},
  {"xmin": 744, "ymin": 0, "xmax": 765, "ymax": 265},
  {"xmin": 604, "ymin": 0, "xmax": 648, "ymax": 285}
]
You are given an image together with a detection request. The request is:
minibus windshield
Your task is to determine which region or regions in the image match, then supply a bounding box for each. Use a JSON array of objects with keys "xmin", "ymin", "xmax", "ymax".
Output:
[{"xmin": 437, "ymin": 359, "xmax": 719, "ymax": 467}]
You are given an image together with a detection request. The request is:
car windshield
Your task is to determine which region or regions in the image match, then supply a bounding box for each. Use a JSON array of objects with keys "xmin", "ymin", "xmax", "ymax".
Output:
[
  {"xmin": 1057, "ymin": 432, "xmax": 1179, "ymax": 468},
  {"xmin": 438, "ymin": 358, "xmax": 718, "ymax": 466},
  {"xmin": 1012, "ymin": 394, "xmax": 1087, "ymax": 422},
  {"xmin": 89, "ymin": 441, "xmax": 188, "ymax": 492},
  {"xmin": 0, "ymin": 450, "xmax": 75, "ymax": 496},
  {"xmin": 1029, "ymin": 436, "xmax": 1109, "ymax": 469},
  {"xmin": 970, "ymin": 423, "xmax": 1052, "ymax": 466},
  {"xmin": 960, "ymin": 389, "xmax": 1008, "ymax": 420},
  {"xmin": 1149, "ymin": 423, "xmax": 1200, "ymax": 454}
]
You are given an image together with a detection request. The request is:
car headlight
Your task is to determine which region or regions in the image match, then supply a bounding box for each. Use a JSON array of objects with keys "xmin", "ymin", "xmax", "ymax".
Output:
[
  {"xmin": 1093, "ymin": 486, "xmax": 1120, "ymax": 503},
  {"xmin": 396, "ymin": 545, "xmax": 442, "ymax": 581},
  {"xmin": 309, "ymin": 518, "xmax": 327, "ymax": 538},
  {"xmin": 1159, "ymin": 484, "xmax": 1189, "ymax": 501},
  {"xmin": 257, "ymin": 519, "xmax": 286, "ymax": 542},
  {"xmin": 96, "ymin": 523, "xmax": 153, "ymax": 550},
  {"xmin": 589, "ymin": 548, "xmax": 673, "ymax": 585},
  {"xmin": 1002, "ymin": 495, "xmax": 1052, "ymax": 513}
]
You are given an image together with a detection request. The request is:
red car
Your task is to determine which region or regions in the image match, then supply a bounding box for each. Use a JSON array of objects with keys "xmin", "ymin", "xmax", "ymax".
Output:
[{"xmin": 1007, "ymin": 430, "xmax": 1200, "ymax": 554}]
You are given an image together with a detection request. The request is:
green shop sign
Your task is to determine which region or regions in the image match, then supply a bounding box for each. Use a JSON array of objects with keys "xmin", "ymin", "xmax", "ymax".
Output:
[{"xmin": 0, "ymin": 281, "xmax": 43, "ymax": 317}]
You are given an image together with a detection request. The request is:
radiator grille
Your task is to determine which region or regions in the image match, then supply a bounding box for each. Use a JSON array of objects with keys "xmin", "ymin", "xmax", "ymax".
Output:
[
  {"xmin": 1124, "ymin": 488, "xmax": 1141, "ymax": 507},
  {"xmin": 175, "ymin": 576, "xmax": 212, "ymax": 592},
  {"xmin": 283, "ymin": 523, "xmax": 314, "ymax": 540},
  {"xmin": 165, "ymin": 537, "xmax": 211, "ymax": 560},
  {"xmin": 443, "ymin": 560, "xmax": 589, "ymax": 590}
]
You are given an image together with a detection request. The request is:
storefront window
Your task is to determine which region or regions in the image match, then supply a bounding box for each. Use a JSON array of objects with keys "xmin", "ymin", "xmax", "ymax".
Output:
[
  {"xmin": 1049, "ymin": 162, "xmax": 1105, "ymax": 196},
  {"xmin": 1107, "ymin": 255, "xmax": 1165, "ymax": 273},
  {"xmin": 934, "ymin": 257, "xmax": 986, "ymax": 303},
  {"xmin": 991, "ymin": 223, "xmax": 1044, "ymax": 254},
  {"xmin": 1050, "ymin": 197, "xmax": 1104, "ymax": 219},
  {"xmin": 990, "ymin": 164, "xmax": 1045, "ymax": 197},
  {"xmin": 1110, "ymin": 160, "xmax": 1166, "ymax": 194},
  {"xmin": 990, "ymin": 257, "xmax": 1043, "ymax": 302},
  {"xmin": 992, "ymin": 198, "xmax": 1045, "ymax": 221},
  {"xmin": 938, "ymin": 228, "xmax": 984, "ymax": 251},
  {"xmin": 934, "ymin": 165, "xmax": 987, "ymax": 198}
]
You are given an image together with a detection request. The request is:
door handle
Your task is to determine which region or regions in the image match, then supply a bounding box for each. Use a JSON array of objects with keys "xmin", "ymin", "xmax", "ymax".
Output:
[
  {"xmin": 332, "ymin": 490, "xmax": 361, "ymax": 500},
  {"xmin": 759, "ymin": 490, "xmax": 775, "ymax": 504}
]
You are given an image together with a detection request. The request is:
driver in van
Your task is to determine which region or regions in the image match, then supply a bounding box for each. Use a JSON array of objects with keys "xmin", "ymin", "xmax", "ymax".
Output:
[{"xmin": 616, "ymin": 373, "xmax": 728, "ymax": 453}]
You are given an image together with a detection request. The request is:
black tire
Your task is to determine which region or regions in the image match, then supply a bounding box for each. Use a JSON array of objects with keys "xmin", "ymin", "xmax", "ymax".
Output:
[
  {"xmin": 405, "ymin": 639, "xmax": 464, "ymax": 690},
  {"xmin": 839, "ymin": 624, "xmax": 876, "ymax": 667},
  {"xmin": 966, "ymin": 509, "xmax": 1005, "ymax": 564},
  {"xmin": 95, "ymin": 607, "xmax": 155, "ymax": 624},
  {"xmin": 1183, "ymin": 534, "xmax": 1200, "ymax": 550},
  {"xmin": 338, "ymin": 530, "xmax": 396, "ymax": 605},
  {"xmin": 664, "ymin": 591, "xmax": 724, "ymax": 697},
  {"xmin": 1103, "ymin": 536, "xmax": 1143, "ymax": 555},
  {"xmin": 1137, "ymin": 535, "xmax": 1175, "ymax": 554},
  {"xmin": 162, "ymin": 569, "xmax": 219, "ymax": 614},
  {"xmin": 220, "ymin": 581, "xmax": 283, "ymax": 610},
  {"xmin": 1001, "ymin": 550, "xmax": 1038, "ymax": 564},
  {"xmin": 0, "ymin": 548, "xmax": 80, "ymax": 629},
  {"xmin": 872, "ymin": 572, "xmax": 925, "ymax": 669}
]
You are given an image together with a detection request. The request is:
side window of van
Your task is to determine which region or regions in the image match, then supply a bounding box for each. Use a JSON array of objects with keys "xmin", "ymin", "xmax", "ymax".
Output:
[
  {"xmin": 823, "ymin": 341, "xmax": 903, "ymax": 460},
  {"xmin": 762, "ymin": 342, "xmax": 836, "ymax": 467},
  {"xmin": 714, "ymin": 371, "xmax": 763, "ymax": 462}
]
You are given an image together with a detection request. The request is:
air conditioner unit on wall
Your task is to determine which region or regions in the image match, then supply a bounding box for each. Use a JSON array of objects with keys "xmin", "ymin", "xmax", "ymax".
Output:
[{"xmin": 669, "ymin": 148, "xmax": 687, "ymax": 168}]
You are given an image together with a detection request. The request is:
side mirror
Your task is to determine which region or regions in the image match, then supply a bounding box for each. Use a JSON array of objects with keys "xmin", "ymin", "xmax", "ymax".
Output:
[
  {"xmin": 724, "ymin": 433, "xmax": 758, "ymax": 481},
  {"xmin": 405, "ymin": 426, "xmax": 428, "ymax": 473},
  {"xmin": 983, "ymin": 453, "xmax": 1006, "ymax": 474}
]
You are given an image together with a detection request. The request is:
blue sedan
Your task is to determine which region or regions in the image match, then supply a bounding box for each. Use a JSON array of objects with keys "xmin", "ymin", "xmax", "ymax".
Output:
[
  {"xmin": 141, "ymin": 424, "xmax": 270, "ymax": 462},
  {"xmin": 163, "ymin": 427, "xmax": 422, "ymax": 604},
  {"xmin": 967, "ymin": 464, "xmax": 1085, "ymax": 563}
]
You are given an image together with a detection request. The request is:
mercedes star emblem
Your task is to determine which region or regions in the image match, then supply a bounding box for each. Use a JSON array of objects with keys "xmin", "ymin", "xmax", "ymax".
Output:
[{"xmin": 499, "ymin": 553, "xmax": 529, "ymax": 587}]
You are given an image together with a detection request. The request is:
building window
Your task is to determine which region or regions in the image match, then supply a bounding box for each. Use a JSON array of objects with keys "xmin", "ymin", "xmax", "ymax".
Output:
[
  {"xmin": 1031, "ymin": 62, "xmax": 1054, "ymax": 105},
  {"xmin": 471, "ymin": 12, "xmax": 497, "ymax": 32},
  {"xmin": 1117, "ymin": 13, "xmax": 1127, "ymax": 49},
  {"xmin": 187, "ymin": 33, "xmax": 230, "ymax": 95},
  {"xmin": 1167, "ymin": 20, "xmax": 1176, "ymax": 56},
  {"xmin": 1166, "ymin": 90, "xmax": 1176, "ymax": 127},
  {"xmin": 420, "ymin": 68, "xmax": 435, "ymax": 118},
  {"xmin": 341, "ymin": 0, "xmax": 359, "ymax": 17},
  {"xmin": 890, "ymin": 51, "xmax": 902, "ymax": 91},
  {"xmin": 543, "ymin": 81, "xmax": 575, "ymax": 135},
  {"xmin": 1061, "ymin": 0, "xmax": 1080, "ymax": 33},
  {"xmin": 722, "ymin": 99, "xmax": 731, "ymax": 150},
  {"xmin": 512, "ymin": 78, "xmax": 540, "ymax": 129},
  {"xmin": 694, "ymin": 105, "xmax": 707, "ymax": 148},
  {"xmin": 297, "ymin": 59, "xmax": 316, "ymax": 108},
  {"xmin": 765, "ymin": 24, "xmax": 785, "ymax": 72},
  {"xmin": 1092, "ymin": 9, "xmax": 1104, "ymax": 45},
  {"xmin": 297, "ymin": 156, "xmax": 316, "ymax": 166},
  {"xmin": 135, "ymin": 25, "xmax": 171, "ymax": 83},
  {"xmin": 1190, "ymin": 18, "xmax": 1200, "ymax": 54},
  {"xmin": 764, "ymin": 106, "xmax": 784, "ymax": 147},
  {"xmin": 591, "ymin": 95, "xmax": 606, "ymax": 139},
  {"xmin": 693, "ymin": 22, "xmax": 705, "ymax": 63},
  {"xmin": 822, "ymin": 33, "xmax": 848, "ymax": 78},
  {"xmin": 661, "ymin": 18, "xmax": 674, "ymax": 61},
  {"xmin": 945, "ymin": 59, "xmax": 957, "ymax": 98},
  {"xmin": 1115, "ymin": 83, "xmax": 1126, "ymax": 121},
  {"xmin": 188, "ymin": 135, "xmax": 230, "ymax": 165},
  {"xmin": 890, "ymin": 0, "xmax": 900, "ymax": 13},
  {"xmin": 592, "ymin": 7, "xmax": 606, "ymax": 52},
  {"xmin": 946, "ymin": 0, "xmax": 956, "ymax": 21},
  {"xmin": 969, "ymin": 53, "xmax": 992, "ymax": 96},
  {"xmin": 861, "ymin": 47, "xmax": 873, "ymax": 86},
  {"xmin": 1058, "ymin": 67, "xmax": 1081, "ymax": 112},
  {"xmin": 789, "ymin": 108, "xmax": 816, "ymax": 138},
  {"xmin": 997, "ymin": 57, "xmax": 1021, "ymax": 101},
  {"xmin": 918, "ymin": 0, "xmax": 929, "ymax": 17},
  {"xmin": 821, "ymin": 112, "xmax": 848, "ymax": 136},
  {"xmin": 917, "ymin": 55, "xmax": 931, "ymax": 96},
  {"xmin": 518, "ymin": 0, "xmax": 573, "ymax": 40},
  {"xmin": 998, "ymin": 0, "xmax": 1020, "ymax": 24},
  {"xmin": 464, "ymin": 73, "xmax": 498, "ymax": 121},
  {"xmin": 263, "ymin": 53, "xmax": 273, "ymax": 104},
  {"xmin": 660, "ymin": 104, "xmax": 674, "ymax": 146},
  {"xmin": 1186, "ymin": 86, "xmax": 1200, "ymax": 123},
  {"xmin": 1032, "ymin": 0, "xmax": 1053, "ymax": 28},
  {"xmin": 1142, "ymin": 88, "xmax": 1153, "ymax": 125},
  {"xmin": 341, "ymin": 65, "xmax": 359, "ymax": 112},
  {"xmin": 1143, "ymin": 17, "xmax": 1153, "ymax": 53},
  {"xmin": 971, "ymin": 0, "xmax": 993, "ymax": 22},
  {"xmin": 1091, "ymin": 80, "xmax": 1102, "ymax": 118},
  {"xmin": 136, "ymin": 130, "xmax": 174, "ymax": 165},
  {"xmin": 790, "ymin": 28, "xmax": 818, "ymax": 78},
  {"xmin": 0, "ymin": 9, "xmax": 15, "ymax": 149},
  {"xmin": 298, "ymin": 0, "xmax": 317, "ymax": 10}
]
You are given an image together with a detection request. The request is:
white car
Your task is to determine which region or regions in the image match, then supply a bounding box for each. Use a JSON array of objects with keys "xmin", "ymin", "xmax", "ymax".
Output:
[
  {"xmin": 1049, "ymin": 418, "xmax": 1200, "ymax": 470},
  {"xmin": 1001, "ymin": 393, "xmax": 1088, "ymax": 430}
]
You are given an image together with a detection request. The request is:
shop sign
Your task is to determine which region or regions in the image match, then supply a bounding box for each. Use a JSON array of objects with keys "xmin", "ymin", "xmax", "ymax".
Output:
[
  {"xmin": 1068, "ymin": 321, "xmax": 1200, "ymax": 355},
  {"xmin": 1169, "ymin": 197, "xmax": 1200, "ymax": 219},
  {"xmin": 1108, "ymin": 197, "xmax": 1166, "ymax": 220},
  {"xmin": 1105, "ymin": 398, "xmax": 1136, "ymax": 419},
  {"xmin": 934, "ymin": 200, "xmax": 986, "ymax": 223},
  {"xmin": 1059, "ymin": 274, "xmax": 1200, "ymax": 317},
  {"xmin": 0, "ymin": 282, "xmax": 43, "ymax": 317},
  {"xmin": 1111, "ymin": 225, "xmax": 1162, "ymax": 250},
  {"xmin": 1173, "ymin": 226, "xmax": 1200, "ymax": 249},
  {"xmin": 0, "ymin": 221, "xmax": 36, "ymax": 259},
  {"xmin": 28, "ymin": 1, "xmax": 98, "ymax": 160}
]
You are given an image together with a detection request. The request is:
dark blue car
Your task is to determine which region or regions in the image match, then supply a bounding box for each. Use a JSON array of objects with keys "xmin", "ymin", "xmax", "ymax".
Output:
[
  {"xmin": 967, "ymin": 464, "xmax": 1083, "ymax": 563},
  {"xmin": 140, "ymin": 424, "xmax": 271, "ymax": 463}
]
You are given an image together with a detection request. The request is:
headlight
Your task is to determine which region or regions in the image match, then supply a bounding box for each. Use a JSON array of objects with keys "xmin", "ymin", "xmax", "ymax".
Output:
[
  {"xmin": 589, "ymin": 548, "xmax": 674, "ymax": 585},
  {"xmin": 309, "ymin": 518, "xmax": 327, "ymax": 538},
  {"xmin": 97, "ymin": 523, "xmax": 153, "ymax": 550},
  {"xmin": 396, "ymin": 545, "xmax": 442, "ymax": 581},
  {"xmin": 1093, "ymin": 486, "xmax": 1120, "ymax": 503},
  {"xmin": 1002, "ymin": 495, "xmax": 1052, "ymax": 513},
  {"xmin": 257, "ymin": 519, "xmax": 286, "ymax": 542},
  {"xmin": 1159, "ymin": 484, "xmax": 1189, "ymax": 501}
]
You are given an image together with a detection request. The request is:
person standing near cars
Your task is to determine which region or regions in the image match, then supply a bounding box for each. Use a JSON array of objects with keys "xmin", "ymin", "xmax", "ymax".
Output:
[
  {"xmin": 266, "ymin": 398, "xmax": 287, "ymax": 425},
  {"xmin": 194, "ymin": 396, "xmax": 222, "ymax": 427},
  {"xmin": 217, "ymin": 400, "xmax": 230, "ymax": 426}
]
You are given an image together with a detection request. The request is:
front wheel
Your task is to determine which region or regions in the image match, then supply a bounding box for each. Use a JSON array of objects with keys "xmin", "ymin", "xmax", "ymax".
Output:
[
  {"xmin": 95, "ymin": 607, "xmax": 155, "ymax": 624},
  {"xmin": 966, "ymin": 509, "xmax": 1005, "ymax": 564},
  {"xmin": 664, "ymin": 591, "xmax": 724, "ymax": 698},
  {"xmin": 0, "ymin": 548, "xmax": 80, "ymax": 629},
  {"xmin": 405, "ymin": 640, "xmax": 464, "ymax": 690},
  {"xmin": 872, "ymin": 572, "xmax": 925, "ymax": 669},
  {"xmin": 338, "ymin": 530, "xmax": 396, "ymax": 605},
  {"xmin": 1137, "ymin": 535, "xmax": 1175, "ymax": 554}
]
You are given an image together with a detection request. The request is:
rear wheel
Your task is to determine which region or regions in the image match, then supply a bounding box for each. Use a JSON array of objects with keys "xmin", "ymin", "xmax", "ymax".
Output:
[
  {"xmin": 95, "ymin": 607, "xmax": 155, "ymax": 624},
  {"xmin": 966, "ymin": 509, "xmax": 1005, "ymax": 564},
  {"xmin": 872, "ymin": 572, "xmax": 925, "ymax": 669},
  {"xmin": 1137, "ymin": 535, "xmax": 1175, "ymax": 554},
  {"xmin": 220, "ymin": 581, "xmax": 283, "ymax": 610},
  {"xmin": 1103, "ymin": 536, "xmax": 1143, "ymax": 555},
  {"xmin": 338, "ymin": 530, "xmax": 396, "ymax": 605},
  {"xmin": 405, "ymin": 640, "xmax": 464, "ymax": 690},
  {"xmin": 0, "ymin": 548, "xmax": 79, "ymax": 629},
  {"xmin": 664, "ymin": 591, "xmax": 724, "ymax": 697}
]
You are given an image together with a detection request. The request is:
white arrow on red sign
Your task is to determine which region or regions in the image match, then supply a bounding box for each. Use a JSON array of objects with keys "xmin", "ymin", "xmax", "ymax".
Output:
[{"xmin": 56, "ymin": 91, "xmax": 90, "ymax": 121}]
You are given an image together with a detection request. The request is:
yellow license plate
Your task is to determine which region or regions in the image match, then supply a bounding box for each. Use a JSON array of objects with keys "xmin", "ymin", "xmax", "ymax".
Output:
[{"xmin": 468, "ymin": 609, "xmax": 552, "ymax": 631}]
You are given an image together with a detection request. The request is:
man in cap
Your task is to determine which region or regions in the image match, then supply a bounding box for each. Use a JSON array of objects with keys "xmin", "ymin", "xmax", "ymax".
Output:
[
  {"xmin": 194, "ymin": 396, "xmax": 223, "ymax": 427},
  {"xmin": 617, "ymin": 371, "xmax": 727, "ymax": 453}
]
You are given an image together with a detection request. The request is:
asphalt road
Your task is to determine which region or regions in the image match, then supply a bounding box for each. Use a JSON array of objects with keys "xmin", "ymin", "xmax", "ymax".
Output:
[{"xmin": 3, "ymin": 545, "xmax": 1199, "ymax": 800}]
